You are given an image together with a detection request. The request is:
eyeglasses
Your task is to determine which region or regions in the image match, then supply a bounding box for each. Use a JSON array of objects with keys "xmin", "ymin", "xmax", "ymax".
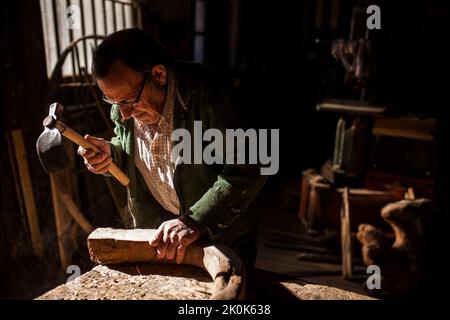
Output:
[{"xmin": 102, "ymin": 73, "xmax": 147, "ymax": 107}]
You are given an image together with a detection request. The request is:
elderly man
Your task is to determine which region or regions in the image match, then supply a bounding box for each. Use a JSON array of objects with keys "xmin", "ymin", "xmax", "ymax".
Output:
[{"xmin": 78, "ymin": 29, "xmax": 267, "ymax": 269}]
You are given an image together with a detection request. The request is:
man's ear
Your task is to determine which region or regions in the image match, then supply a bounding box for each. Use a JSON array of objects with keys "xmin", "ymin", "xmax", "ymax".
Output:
[{"xmin": 151, "ymin": 65, "xmax": 167, "ymax": 88}]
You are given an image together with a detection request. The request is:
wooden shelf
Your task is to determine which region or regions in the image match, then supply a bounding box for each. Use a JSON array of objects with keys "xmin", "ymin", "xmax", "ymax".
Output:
[{"xmin": 317, "ymin": 100, "xmax": 386, "ymax": 115}]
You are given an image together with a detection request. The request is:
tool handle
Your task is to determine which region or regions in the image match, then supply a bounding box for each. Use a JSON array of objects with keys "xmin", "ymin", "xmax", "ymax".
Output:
[{"xmin": 61, "ymin": 125, "xmax": 130, "ymax": 186}]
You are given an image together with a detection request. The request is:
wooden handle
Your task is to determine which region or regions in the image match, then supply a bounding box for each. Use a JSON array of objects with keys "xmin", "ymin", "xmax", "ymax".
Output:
[{"xmin": 61, "ymin": 125, "xmax": 130, "ymax": 186}]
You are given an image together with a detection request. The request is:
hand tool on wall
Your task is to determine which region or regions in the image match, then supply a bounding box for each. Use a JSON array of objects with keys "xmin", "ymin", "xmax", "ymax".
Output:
[{"xmin": 36, "ymin": 102, "xmax": 129, "ymax": 186}]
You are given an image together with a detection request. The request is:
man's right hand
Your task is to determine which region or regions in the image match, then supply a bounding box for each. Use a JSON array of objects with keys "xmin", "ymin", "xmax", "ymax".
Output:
[{"xmin": 77, "ymin": 135, "xmax": 112, "ymax": 174}]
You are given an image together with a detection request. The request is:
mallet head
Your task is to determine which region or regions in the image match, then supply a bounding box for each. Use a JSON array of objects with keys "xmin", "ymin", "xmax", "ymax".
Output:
[{"xmin": 36, "ymin": 103, "xmax": 70, "ymax": 173}]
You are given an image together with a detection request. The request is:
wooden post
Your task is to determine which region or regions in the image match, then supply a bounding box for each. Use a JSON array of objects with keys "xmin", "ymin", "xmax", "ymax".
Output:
[
  {"xmin": 341, "ymin": 187, "xmax": 353, "ymax": 278},
  {"xmin": 49, "ymin": 173, "xmax": 70, "ymax": 269}
]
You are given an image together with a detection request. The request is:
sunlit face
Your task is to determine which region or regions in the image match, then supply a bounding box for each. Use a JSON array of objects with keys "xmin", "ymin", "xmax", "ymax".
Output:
[{"xmin": 97, "ymin": 60, "xmax": 167, "ymax": 125}]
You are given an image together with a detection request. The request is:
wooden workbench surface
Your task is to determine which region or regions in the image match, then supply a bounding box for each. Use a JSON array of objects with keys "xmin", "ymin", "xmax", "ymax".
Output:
[{"xmin": 37, "ymin": 264, "xmax": 374, "ymax": 300}]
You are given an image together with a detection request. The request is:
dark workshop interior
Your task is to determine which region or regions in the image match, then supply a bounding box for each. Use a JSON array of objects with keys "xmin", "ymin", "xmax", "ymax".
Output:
[{"xmin": 1, "ymin": 0, "xmax": 449, "ymax": 301}]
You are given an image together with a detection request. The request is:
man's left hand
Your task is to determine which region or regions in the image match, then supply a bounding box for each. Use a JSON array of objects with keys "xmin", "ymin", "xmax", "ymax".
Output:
[{"xmin": 149, "ymin": 218, "xmax": 202, "ymax": 264}]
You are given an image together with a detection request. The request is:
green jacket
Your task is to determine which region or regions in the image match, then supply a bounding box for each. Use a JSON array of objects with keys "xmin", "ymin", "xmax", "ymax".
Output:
[{"xmin": 108, "ymin": 61, "xmax": 267, "ymax": 245}]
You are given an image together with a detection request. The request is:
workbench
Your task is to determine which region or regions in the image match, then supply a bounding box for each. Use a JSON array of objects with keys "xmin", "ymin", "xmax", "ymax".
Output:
[{"xmin": 37, "ymin": 264, "xmax": 374, "ymax": 300}]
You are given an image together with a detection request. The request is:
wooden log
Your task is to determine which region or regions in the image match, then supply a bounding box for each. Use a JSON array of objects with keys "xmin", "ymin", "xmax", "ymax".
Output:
[
  {"xmin": 381, "ymin": 198, "xmax": 432, "ymax": 250},
  {"xmin": 87, "ymin": 228, "xmax": 245, "ymax": 300}
]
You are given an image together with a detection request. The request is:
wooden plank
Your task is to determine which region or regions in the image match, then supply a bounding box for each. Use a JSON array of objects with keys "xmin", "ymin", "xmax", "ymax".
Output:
[
  {"xmin": 11, "ymin": 129, "xmax": 44, "ymax": 259},
  {"xmin": 59, "ymin": 191, "xmax": 94, "ymax": 234},
  {"xmin": 336, "ymin": 188, "xmax": 395, "ymax": 196},
  {"xmin": 6, "ymin": 132, "xmax": 28, "ymax": 235},
  {"xmin": 49, "ymin": 173, "xmax": 70, "ymax": 269},
  {"xmin": 341, "ymin": 187, "xmax": 353, "ymax": 279},
  {"xmin": 317, "ymin": 102, "xmax": 386, "ymax": 115}
]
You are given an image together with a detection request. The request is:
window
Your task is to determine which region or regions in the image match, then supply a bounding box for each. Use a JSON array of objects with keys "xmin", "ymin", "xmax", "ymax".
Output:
[{"xmin": 39, "ymin": 0, "xmax": 141, "ymax": 77}]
